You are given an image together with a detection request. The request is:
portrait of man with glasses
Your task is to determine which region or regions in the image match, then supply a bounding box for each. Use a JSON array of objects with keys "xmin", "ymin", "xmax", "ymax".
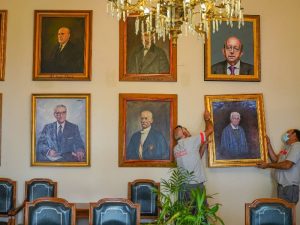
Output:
[
  {"xmin": 211, "ymin": 36, "xmax": 254, "ymax": 75},
  {"xmin": 36, "ymin": 104, "xmax": 85, "ymax": 162}
]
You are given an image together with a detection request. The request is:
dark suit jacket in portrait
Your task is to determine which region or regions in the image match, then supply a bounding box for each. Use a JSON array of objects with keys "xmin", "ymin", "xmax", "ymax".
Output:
[
  {"xmin": 127, "ymin": 44, "xmax": 169, "ymax": 74},
  {"xmin": 219, "ymin": 124, "xmax": 249, "ymax": 159},
  {"xmin": 126, "ymin": 127, "xmax": 169, "ymax": 160},
  {"xmin": 211, "ymin": 60, "xmax": 254, "ymax": 75},
  {"xmin": 41, "ymin": 41, "xmax": 84, "ymax": 73},
  {"xmin": 37, "ymin": 120, "xmax": 85, "ymax": 162}
]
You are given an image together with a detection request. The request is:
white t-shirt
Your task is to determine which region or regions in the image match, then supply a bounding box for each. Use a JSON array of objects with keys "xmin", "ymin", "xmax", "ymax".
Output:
[
  {"xmin": 174, "ymin": 132, "xmax": 206, "ymax": 184},
  {"xmin": 275, "ymin": 142, "xmax": 300, "ymax": 186}
]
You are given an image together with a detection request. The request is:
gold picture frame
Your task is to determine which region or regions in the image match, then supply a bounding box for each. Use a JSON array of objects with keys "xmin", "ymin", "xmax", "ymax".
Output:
[
  {"xmin": 119, "ymin": 93, "xmax": 177, "ymax": 167},
  {"xmin": 0, "ymin": 10, "xmax": 7, "ymax": 81},
  {"xmin": 119, "ymin": 15, "xmax": 177, "ymax": 82},
  {"xmin": 33, "ymin": 10, "xmax": 92, "ymax": 80},
  {"xmin": 205, "ymin": 15, "xmax": 261, "ymax": 81},
  {"xmin": 205, "ymin": 93, "xmax": 267, "ymax": 167},
  {"xmin": 31, "ymin": 94, "xmax": 90, "ymax": 167}
]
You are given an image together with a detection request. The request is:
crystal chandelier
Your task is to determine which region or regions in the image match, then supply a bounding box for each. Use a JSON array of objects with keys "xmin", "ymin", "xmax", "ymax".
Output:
[{"xmin": 107, "ymin": 0, "xmax": 244, "ymax": 45}]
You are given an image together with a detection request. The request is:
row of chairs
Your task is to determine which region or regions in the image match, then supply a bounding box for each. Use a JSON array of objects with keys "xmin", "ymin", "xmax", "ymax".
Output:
[{"xmin": 0, "ymin": 178, "xmax": 159, "ymax": 225}]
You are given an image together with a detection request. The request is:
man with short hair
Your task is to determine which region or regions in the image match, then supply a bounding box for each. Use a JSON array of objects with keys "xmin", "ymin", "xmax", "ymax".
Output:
[
  {"xmin": 212, "ymin": 36, "xmax": 254, "ymax": 75},
  {"xmin": 42, "ymin": 26, "xmax": 84, "ymax": 73},
  {"xmin": 127, "ymin": 32, "xmax": 170, "ymax": 74},
  {"xmin": 173, "ymin": 110, "xmax": 213, "ymax": 202},
  {"xmin": 220, "ymin": 111, "xmax": 249, "ymax": 159},
  {"xmin": 257, "ymin": 129, "xmax": 300, "ymax": 204},
  {"xmin": 37, "ymin": 104, "xmax": 85, "ymax": 162},
  {"xmin": 126, "ymin": 110, "xmax": 169, "ymax": 160}
]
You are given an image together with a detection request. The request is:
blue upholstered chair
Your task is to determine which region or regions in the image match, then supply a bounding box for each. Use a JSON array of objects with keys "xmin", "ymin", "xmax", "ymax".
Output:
[
  {"xmin": 128, "ymin": 179, "xmax": 159, "ymax": 224},
  {"xmin": 24, "ymin": 197, "xmax": 76, "ymax": 225},
  {"xmin": 89, "ymin": 198, "xmax": 140, "ymax": 225},
  {"xmin": 25, "ymin": 178, "xmax": 57, "ymax": 203},
  {"xmin": 245, "ymin": 198, "xmax": 296, "ymax": 225},
  {"xmin": 0, "ymin": 178, "xmax": 17, "ymax": 225}
]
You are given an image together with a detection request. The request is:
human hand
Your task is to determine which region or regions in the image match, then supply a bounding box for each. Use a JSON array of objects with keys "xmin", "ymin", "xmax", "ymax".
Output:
[
  {"xmin": 265, "ymin": 135, "xmax": 271, "ymax": 145},
  {"xmin": 256, "ymin": 162, "xmax": 268, "ymax": 169},
  {"xmin": 48, "ymin": 149, "xmax": 58, "ymax": 157},
  {"xmin": 204, "ymin": 110, "xmax": 211, "ymax": 121},
  {"xmin": 73, "ymin": 151, "xmax": 85, "ymax": 161}
]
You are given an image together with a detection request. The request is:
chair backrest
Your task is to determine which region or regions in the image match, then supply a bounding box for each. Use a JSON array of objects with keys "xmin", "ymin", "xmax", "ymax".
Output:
[
  {"xmin": 89, "ymin": 198, "xmax": 140, "ymax": 225},
  {"xmin": 128, "ymin": 179, "xmax": 159, "ymax": 220},
  {"xmin": 245, "ymin": 198, "xmax": 296, "ymax": 225},
  {"xmin": 25, "ymin": 178, "xmax": 57, "ymax": 202},
  {"xmin": 0, "ymin": 178, "xmax": 16, "ymax": 214},
  {"xmin": 24, "ymin": 197, "xmax": 76, "ymax": 225}
]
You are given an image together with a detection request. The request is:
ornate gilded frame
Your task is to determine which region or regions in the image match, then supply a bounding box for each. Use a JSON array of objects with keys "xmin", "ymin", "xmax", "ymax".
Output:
[
  {"xmin": 205, "ymin": 93, "xmax": 267, "ymax": 167},
  {"xmin": 119, "ymin": 15, "xmax": 177, "ymax": 81},
  {"xmin": 119, "ymin": 93, "xmax": 177, "ymax": 167},
  {"xmin": 205, "ymin": 15, "xmax": 261, "ymax": 81},
  {"xmin": 31, "ymin": 94, "xmax": 90, "ymax": 167},
  {"xmin": 0, "ymin": 10, "xmax": 7, "ymax": 81},
  {"xmin": 33, "ymin": 10, "xmax": 92, "ymax": 80}
]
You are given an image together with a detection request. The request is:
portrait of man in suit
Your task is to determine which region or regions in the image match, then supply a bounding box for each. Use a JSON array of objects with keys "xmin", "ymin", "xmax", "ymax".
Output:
[
  {"xmin": 127, "ymin": 32, "xmax": 170, "ymax": 74},
  {"xmin": 126, "ymin": 110, "xmax": 169, "ymax": 160},
  {"xmin": 211, "ymin": 36, "xmax": 254, "ymax": 75},
  {"xmin": 36, "ymin": 104, "xmax": 85, "ymax": 162},
  {"xmin": 41, "ymin": 26, "xmax": 84, "ymax": 73},
  {"xmin": 124, "ymin": 98, "xmax": 172, "ymax": 162}
]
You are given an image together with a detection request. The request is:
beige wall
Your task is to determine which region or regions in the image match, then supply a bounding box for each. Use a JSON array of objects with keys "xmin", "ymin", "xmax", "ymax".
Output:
[{"xmin": 0, "ymin": 0, "xmax": 300, "ymax": 224}]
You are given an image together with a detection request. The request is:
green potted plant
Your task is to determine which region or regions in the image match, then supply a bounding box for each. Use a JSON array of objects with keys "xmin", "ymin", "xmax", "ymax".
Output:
[{"xmin": 155, "ymin": 168, "xmax": 224, "ymax": 225}]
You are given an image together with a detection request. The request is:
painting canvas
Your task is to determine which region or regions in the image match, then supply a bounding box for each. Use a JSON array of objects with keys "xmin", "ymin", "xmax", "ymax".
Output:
[
  {"xmin": 119, "ymin": 94, "xmax": 177, "ymax": 167},
  {"xmin": 205, "ymin": 94, "xmax": 267, "ymax": 167},
  {"xmin": 33, "ymin": 10, "xmax": 92, "ymax": 80},
  {"xmin": 0, "ymin": 10, "xmax": 7, "ymax": 81},
  {"xmin": 205, "ymin": 15, "xmax": 260, "ymax": 81},
  {"xmin": 119, "ymin": 15, "xmax": 177, "ymax": 81},
  {"xmin": 31, "ymin": 94, "xmax": 90, "ymax": 166}
]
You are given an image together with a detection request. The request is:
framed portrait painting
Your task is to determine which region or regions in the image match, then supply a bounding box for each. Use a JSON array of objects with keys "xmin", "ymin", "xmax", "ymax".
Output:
[
  {"xmin": 119, "ymin": 93, "xmax": 177, "ymax": 167},
  {"xmin": 31, "ymin": 94, "xmax": 90, "ymax": 167},
  {"xmin": 0, "ymin": 10, "xmax": 7, "ymax": 81},
  {"xmin": 119, "ymin": 15, "xmax": 177, "ymax": 81},
  {"xmin": 205, "ymin": 15, "xmax": 260, "ymax": 81},
  {"xmin": 33, "ymin": 10, "xmax": 92, "ymax": 80},
  {"xmin": 205, "ymin": 94, "xmax": 267, "ymax": 167}
]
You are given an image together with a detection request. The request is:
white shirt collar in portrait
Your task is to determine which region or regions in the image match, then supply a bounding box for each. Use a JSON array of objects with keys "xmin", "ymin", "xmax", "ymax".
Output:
[
  {"xmin": 226, "ymin": 61, "xmax": 241, "ymax": 75},
  {"xmin": 56, "ymin": 122, "xmax": 65, "ymax": 133},
  {"xmin": 230, "ymin": 124, "xmax": 240, "ymax": 130},
  {"xmin": 140, "ymin": 126, "xmax": 151, "ymax": 145}
]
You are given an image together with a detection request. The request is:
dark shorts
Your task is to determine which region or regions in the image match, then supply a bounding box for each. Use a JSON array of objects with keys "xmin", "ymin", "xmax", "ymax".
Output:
[
  {"xmin": 178, "ymin": 183, "xmax": 205, "ymax": 202},
  {"xmin": 277, "ymin": 184, "xmax": 299, "ymax": 204}
]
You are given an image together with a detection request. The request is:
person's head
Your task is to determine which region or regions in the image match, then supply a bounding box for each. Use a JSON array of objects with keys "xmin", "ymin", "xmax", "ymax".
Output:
[
  {"xmin": 174, "ymin": 125, "xmax": 191, "ymax": 141},
  {"xmin": 282, "ymin": 129, "xmax": 300, "ymax": 145},
  {"xmin": 54, "ymin": 104, "xmax": 67, "ymax": 124},
  {"xmin": 141, "ymin": 32, "xmax": 154, "ymax": 49},
  {"xmin": 57, "ymin": 27, "xmax": 71, "ymax": 45},
  {"xmin": 230, "ymin": 112, "xmax": 241, "ymax": 127},
  {"xmin": 140, "ymin": 110, "xmax": 153, "ymax": 130},
  {"xmin": 222, "ymin": 36, "xmax": 243, "ymax": 66}
]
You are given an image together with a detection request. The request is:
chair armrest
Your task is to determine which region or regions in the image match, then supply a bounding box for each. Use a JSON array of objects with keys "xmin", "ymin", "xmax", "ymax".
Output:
[{"xmin": 8, "ymin": 202, "xmax": 25, "ymax": 216}]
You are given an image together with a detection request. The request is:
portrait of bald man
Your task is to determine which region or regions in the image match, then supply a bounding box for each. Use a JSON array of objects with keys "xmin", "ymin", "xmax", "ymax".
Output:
[
  {"xmin": 211, "ymin": 36, "xmax": 254, "ymax": 75},
  {"xmin": 126, "ymin": 110, "xmax": 169, "ymax": 160}
]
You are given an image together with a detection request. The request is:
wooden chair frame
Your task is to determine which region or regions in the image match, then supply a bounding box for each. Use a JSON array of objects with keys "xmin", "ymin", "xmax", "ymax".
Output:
[
  {"xmin": 24, "ymin": 197, "xmax": 76, "ymax": 225},
  {"xmin": 128, "ymin": 179, "xmax": 160, "ymax": 222},
  {"xmin": 0, "ymin": 178, "xmax": 17, "ymax": 225},
  {"xmin": 89, "ymin": 198, "xmax": 140, "ymax": 225},
  {"xmin": 245, "ymin": 198, "xmax": 296, "ymax": 225}
]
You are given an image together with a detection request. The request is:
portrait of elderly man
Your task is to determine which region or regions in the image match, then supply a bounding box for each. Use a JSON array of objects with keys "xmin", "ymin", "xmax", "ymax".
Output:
[
  {"xmin": 126, "ymin": 110, "xmax": 169, "ymax": 160},
  {"xmin": 37, "ymin": 104, "xmax": 85, "ymax": 162},
  {"xmin": 220, "ymin": 111, "xmax": 249, "ymax": 159},
  {"xmin": 41, "ymin": 26, "xmax": 84, "ymax": 73},
  {"xmin": 212, "ymin": 36, "xmax": 254, "ymax": 75}
]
